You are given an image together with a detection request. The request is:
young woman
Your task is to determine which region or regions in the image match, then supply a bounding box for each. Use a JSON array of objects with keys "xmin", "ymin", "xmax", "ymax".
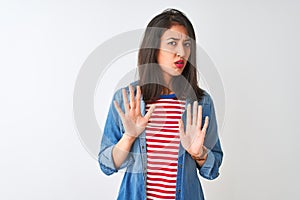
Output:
[{"xmin": 98, "ymin": 8, "xmax": 223, "ymax": 200}]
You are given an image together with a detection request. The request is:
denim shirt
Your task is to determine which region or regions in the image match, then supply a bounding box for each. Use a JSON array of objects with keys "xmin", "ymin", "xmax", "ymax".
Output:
[{"xmin": 98, "ymin": 82, "xmax": 223, "ymax": 200}]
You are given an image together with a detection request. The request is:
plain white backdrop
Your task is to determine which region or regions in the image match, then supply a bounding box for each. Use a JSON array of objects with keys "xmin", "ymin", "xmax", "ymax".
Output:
[{"xmin": 1, "ymin": 0, "xmax": 299, "ymax": 199}]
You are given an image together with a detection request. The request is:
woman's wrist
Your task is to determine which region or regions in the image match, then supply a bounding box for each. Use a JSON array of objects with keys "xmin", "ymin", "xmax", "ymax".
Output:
[
  {"xmin": 122, "ymin": 132, "xmax": 136, "ymax": 143},
  {"xmin": 114, "ymin": 133, "xmax": 136, "ymax": 154},
  {"xmin": 191, "ymin": 146, "xmax": 208, "ymax": 161}
]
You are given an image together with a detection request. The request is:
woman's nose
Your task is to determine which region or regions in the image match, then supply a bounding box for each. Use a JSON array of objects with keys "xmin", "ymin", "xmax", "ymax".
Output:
[{"xmin": 176, "ymin": 44, "xmax": 186, "ymax": 57}]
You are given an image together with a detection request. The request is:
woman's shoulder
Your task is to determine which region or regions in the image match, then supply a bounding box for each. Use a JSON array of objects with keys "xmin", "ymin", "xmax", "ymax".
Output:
[
  {"xmin": 199, "ymin": 89, "xmax": 214, "ymax": 106},
  {"xmin": 111, "ymin": 81, "xmax": 139, "ymax": 100},
  {"xmin": 117, "ymin": 81, "xmax": 139, "ymax": 91}
]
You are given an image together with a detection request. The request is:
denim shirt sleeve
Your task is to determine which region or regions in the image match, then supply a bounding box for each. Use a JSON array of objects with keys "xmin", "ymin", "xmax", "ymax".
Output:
[
  {"xmin": 98, "ymin": 88, "xmax": 135, "ymax": 175},
  {"xmin": 198, "ymin": 93, "xmax": 223, "ymax": 180}
]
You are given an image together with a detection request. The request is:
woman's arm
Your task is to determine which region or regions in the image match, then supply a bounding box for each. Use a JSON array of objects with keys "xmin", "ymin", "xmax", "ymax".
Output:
[
  {"xmin": 112, "ymin": 85, "xmax": 155, "ymax": 169},
  {"xmin": 179, "ymin": 101, "xmax": 209, "ymax": 166},
  {"xmin": 112, "ymin": 133, "xmax": 136, "ymax": 169},
  {"xmin": 179, "ymin": 94, "xmax": 223, "ymax": 180},
  {"xmin": 98, "ymin": 85, "xmax": 155, "ymax": 174},
  {"xmin": 198, "ymin": 94, "xmax": 223, "ymax": 180}
]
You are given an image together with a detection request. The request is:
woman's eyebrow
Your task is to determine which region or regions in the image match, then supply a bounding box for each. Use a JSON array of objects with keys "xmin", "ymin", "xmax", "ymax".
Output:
[
  {"xmin": 166, "ymin": 37, "xmax": 191, "ymax": 41},
  {"xmin": 166, "ymin": 37, "xmax": 180, "ymax": 40}
]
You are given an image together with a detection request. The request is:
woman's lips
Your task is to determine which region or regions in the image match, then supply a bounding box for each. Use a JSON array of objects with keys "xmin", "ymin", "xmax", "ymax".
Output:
[{"xmin": 175, "ymin": 60, "xmax": 184, "ymax": 68}]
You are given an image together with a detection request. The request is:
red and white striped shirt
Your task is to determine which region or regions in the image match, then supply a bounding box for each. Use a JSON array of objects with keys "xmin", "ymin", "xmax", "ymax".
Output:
[{"xmin": 145, "ymin": 94, "xmax": 186, "ymax": 200}]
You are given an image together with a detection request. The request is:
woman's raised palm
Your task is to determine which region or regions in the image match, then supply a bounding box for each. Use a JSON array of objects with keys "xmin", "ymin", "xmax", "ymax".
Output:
[
  {"xmin": 114, "ymin": 85, "xmax": 155, "ymax": 139},
  {"xmin": 179, "ymin": 101, "xmax": 209, "ymax": 157}
]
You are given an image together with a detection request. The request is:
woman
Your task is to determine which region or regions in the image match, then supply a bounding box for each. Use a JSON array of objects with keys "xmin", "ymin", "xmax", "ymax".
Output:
[{"xmin": 98, "ymin": 8, "xmax": 223, "ymax": 200}]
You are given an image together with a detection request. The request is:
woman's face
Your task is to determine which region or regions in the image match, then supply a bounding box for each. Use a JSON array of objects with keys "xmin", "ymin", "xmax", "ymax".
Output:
[{"xmin": 157, "ymin": 25, "xmax": 191, "ymax": 84}]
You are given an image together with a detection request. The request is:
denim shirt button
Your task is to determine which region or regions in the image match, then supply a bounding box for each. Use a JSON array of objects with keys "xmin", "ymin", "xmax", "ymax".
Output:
[
  {"xmin": 141, "ymin": 145, "xmax": 145, "ymax": 149},
  {"xmin": 179, "ymin": 164, "xmax": 182, "ymax": 168},
  {"xmin": 178, "ymin": 189, "xmax": 181, "ymax": 193}
]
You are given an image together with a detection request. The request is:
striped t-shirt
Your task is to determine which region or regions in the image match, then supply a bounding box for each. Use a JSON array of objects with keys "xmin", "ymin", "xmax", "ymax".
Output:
[{"xmin": 145, "ymin": 94, "xmax": 186, "ymax": 200}]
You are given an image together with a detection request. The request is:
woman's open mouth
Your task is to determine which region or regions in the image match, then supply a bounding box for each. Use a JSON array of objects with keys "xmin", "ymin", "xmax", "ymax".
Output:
[{"xmin": 174, "ymin": 59, "xmax": 184, "ymax": 68}]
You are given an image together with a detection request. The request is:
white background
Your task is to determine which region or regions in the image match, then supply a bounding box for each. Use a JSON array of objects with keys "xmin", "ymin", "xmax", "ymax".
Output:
[{"xmin": 1, "ymin": 0, "xmax": 299, "ymax": 199}]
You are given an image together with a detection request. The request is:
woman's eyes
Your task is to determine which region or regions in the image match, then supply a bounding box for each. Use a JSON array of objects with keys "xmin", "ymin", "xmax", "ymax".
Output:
[
  {"xmin": 167, "ymin": 41, "xmax": 191, "ymax": 47},
  {"xmin": 168, "ymin": 41, "xmax": 177, "ymax": 46},
  {"xmin": 184, "ymin": 42, "xmax": 191, "ymax": 47}
]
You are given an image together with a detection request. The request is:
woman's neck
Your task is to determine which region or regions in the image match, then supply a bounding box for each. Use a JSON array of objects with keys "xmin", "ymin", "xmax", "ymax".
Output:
[
  {"xmin": 161, "ymin": 77, "xmax": 174, "ymax": 95},
  {"xmin": 161, "ymin": 86, "xmax": 174, "ymax": 95}
]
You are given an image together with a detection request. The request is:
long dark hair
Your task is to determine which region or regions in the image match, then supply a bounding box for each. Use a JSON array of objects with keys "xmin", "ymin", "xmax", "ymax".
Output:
[{"xmin": 138, "ymin": 8, "xmax": 204, "ymax": 102}]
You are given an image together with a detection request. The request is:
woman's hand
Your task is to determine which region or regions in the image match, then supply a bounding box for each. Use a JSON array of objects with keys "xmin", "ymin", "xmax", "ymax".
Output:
[
  {"xmin": 179, "ymin": 101, "xmax": 209, "ymax": 159},
  {"xmin": 114, "ymin": 85, "xmax": 155, "ymax": 140}
]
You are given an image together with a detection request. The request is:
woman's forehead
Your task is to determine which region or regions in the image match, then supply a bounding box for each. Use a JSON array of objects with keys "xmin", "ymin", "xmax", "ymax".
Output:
[{"xmin": 161, "ymin": 25, "xmax": 190, "ymax": 40}]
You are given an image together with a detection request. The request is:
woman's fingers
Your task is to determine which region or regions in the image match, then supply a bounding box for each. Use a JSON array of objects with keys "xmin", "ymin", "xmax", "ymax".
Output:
[
  {"xmin": 179, "ymin": 119, "xmax": 187, "ymax": 147},
  {"xmin": 144, "ymin": 104, "xmax": 156, "ymax": 121},
  {"xmin": 129, "ymin": 85, "xmax": 136, "ymax": 110},
  {"xmin": 181, "ymin": 102, "xmax": 209, "ymax": 154},
  {"xmin": 202, "ymin": 116, "xmax": 209, "ymax": 133},
  {"xmin": 114, "ymin": 100, "xmax": 125, "ymax": 119},
  {"xmin": 122, "ymin": 88, "xmax": 130, "ymax": 113},
  {"xmin": 135, "ymin": 85, "xmax": 141, "ymax": 114},
  {"xmin": 123, "ymin": 85, "xmax": 140, "ymax": 114},
  {"xmin": 186, "ymin": 103, "xmax": 191, "ymax": 125},
  {"xmin": 193, "ymin": 101, "xmax": 198, "ymax": 125},
  {"xmin": 197, "ymin": 105, "xmax": 202, "ymax": 128},
  {"xmin": 179, "ymin": 119, "xmax": 185, "ymax": 135}
]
